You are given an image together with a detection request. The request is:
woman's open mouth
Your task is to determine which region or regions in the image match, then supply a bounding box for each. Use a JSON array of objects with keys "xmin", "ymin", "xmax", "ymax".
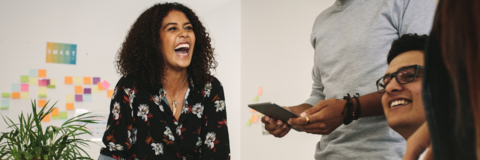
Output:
[{"xmin": 175, "ymin": 43, "xmax": 190, "ymax": 56}]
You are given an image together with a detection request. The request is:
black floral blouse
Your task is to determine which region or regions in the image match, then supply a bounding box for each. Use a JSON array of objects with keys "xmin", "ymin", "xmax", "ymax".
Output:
[{"xmin": 100, "ymin": 75, "xmax": 230, "ymax": 160}]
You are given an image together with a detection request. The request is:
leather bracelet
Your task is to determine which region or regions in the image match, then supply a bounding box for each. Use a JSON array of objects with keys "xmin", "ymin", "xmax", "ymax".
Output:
[
  {"xmin": 353, "ymin": 93, "xmax": 361, "ymax": 120},
  {"xmin": 341, "ymin": 94, "xmax": 354, "ymax": 125}
]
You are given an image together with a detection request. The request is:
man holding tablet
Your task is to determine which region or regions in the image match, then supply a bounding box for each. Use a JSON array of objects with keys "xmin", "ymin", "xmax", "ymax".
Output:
[{"xmin": 261, "ymin": 0, "xmax": 435, "ymax": 159}]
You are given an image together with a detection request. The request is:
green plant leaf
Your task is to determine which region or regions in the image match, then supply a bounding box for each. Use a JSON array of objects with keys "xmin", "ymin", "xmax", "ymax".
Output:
[{"xmin": 0, "ymin": 100, "xmax": 97, "ymax": 159}]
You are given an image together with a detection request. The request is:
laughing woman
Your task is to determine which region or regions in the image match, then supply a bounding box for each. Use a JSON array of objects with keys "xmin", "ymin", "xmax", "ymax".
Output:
[{"xmin": 98, "ymin": 3, "xmax": 230, "ymax": 160}]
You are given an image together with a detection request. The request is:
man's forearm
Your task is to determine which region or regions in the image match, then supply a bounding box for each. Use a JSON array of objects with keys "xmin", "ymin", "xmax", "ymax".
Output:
[{"xmin": 352, "ymin": 91, "xmax": 385, "ymax": 118}]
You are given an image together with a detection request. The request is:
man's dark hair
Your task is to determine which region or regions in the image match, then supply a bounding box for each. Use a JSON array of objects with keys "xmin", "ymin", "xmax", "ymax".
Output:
[{"xmin": 387, "ymin": 34, "xmax": 428, "ymax": 64}]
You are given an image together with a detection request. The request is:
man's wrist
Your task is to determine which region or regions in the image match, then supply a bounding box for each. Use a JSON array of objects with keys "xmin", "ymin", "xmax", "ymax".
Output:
[{"xmin": 341, "ymin": 93, "xmax": 361, "ymax": 125}]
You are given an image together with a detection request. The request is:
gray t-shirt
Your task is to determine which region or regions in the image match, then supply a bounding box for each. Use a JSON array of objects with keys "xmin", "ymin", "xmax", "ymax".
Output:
[{"xmin": 305, "ymin": 0, "xmax": 435, "ymax": 159}]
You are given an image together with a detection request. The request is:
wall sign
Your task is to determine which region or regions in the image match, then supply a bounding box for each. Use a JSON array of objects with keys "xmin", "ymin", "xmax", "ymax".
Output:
[{"xmin": 46, "ymin": 42, "xmax": 77, "ymax": 65}]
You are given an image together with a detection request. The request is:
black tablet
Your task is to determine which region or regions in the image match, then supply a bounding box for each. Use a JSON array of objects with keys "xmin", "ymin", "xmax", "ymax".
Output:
[{"xmin": 248, "ymin": 102, "xmax": 299, "ymax": 123}]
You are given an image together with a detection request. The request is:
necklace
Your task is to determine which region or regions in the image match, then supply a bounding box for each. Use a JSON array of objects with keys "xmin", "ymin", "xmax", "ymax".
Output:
[{"xmin": 165, "ymin": 75, "xmax": 188, "ymax": 115}]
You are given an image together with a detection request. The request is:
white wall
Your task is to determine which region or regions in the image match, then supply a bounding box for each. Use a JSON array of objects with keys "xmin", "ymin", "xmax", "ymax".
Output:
[
  {"xmin": 241, "ymin": 0, "xmax": 335, "ymax": 160},
  {"xmin": 0, "ymin": 0, "xmax": 240, "ymax": 159}
]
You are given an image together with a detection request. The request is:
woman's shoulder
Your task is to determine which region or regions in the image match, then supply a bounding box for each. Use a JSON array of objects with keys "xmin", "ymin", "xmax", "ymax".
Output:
[
  {"xmin": 204, "ymin": 75, "xmax": 223, "ymax": 88},
  {"xmin": 114, "ymin": 75, "xmax": 140, "ymax": 88}
]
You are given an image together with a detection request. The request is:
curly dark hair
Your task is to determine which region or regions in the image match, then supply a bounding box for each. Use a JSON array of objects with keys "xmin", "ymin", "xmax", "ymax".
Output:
[
  {"xmin": 115, "ymin": 2, "xmax": 217, "ymax": 87},
  {"xmin": 387, "ymin": 33, "xmax": 428, "ymax": 64}
]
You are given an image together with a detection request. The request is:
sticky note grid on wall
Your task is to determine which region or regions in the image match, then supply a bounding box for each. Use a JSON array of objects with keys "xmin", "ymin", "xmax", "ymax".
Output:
[
  {"xmin": 0, "ymin": 68, "xmax": 114, "ymax": 123},
  {"xmin": 46, "ymin": 42, "xmax": 77, "ymax": 65}
]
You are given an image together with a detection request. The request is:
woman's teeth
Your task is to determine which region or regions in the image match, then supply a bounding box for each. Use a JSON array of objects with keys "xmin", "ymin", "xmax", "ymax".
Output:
[
  {"xmin": 175, "ymin": 44, "xmax": 190, "ymax": 50},
  {"xmin": 175, "ymin": 44, "xmax": 190, "ymax": 55},
  {"xmin": 390, "ymin": 100, "xmax": 410, "ymax": 108}
]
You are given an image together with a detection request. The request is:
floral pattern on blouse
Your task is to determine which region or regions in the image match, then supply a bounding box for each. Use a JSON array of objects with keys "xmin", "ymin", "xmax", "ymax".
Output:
[
  {"xmin": 203, "ymin": 82, "xmax": 212, "ymax": 98},
  {"xmin": 192, "ymin": 103, "xmax": 204, "ymax": 118},
  {"xmin": 151, "ymin": 143, "xmax": 164, "ymax": 155},
  {"xmin": 215, "ymin": 100, "xmax": 225, "ymax": 112},
  {"xmin": 112, "ymin": 102, "xmax": 121, "ymax": 120},
  {"xmin": 100, "ymin": 75, "xmax": 230, "ymax": 160}
]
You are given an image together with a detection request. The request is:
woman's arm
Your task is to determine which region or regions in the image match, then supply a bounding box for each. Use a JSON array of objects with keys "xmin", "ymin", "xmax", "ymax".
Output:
[
  {"xmin": 100, "ymin": 78, "xmax": 135, "ymax": 159},
  {"xmin": 201, "ymin": 78, "xmax": 231, "ymax": 160},
  {"xmin": 403, "ymin": 122, "xmax": 433, "ymax": 160}
]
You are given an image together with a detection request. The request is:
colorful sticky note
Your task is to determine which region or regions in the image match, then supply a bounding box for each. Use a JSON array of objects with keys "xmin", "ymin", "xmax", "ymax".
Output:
[
  {"xmin": 38, "ymin": 87, "xmax": 47, "ymax": 98},
  {"xmin": 45, "ymin": 79, "xmax": 50, "ymax": 85},
  {"xmin": 21, "ymin": 84, "xmax": 29, "ymax": 92},
  {"xmin": 84, "ymin": 77, "xmax": 92, "ymax": 84},
  {"xmin": 66, "ymin": 94, "xmax": 74, "ymax": 103},
  {"xmin": 93, "ymin": 77, "xmax": 101, "ymax": 85},
  {"xmin": 59, "ymin": 112, "xmax": 68, "ymax": 119},
  {"xmin": 47, "ymin": 79, "xmax": 56, "ymax": 88},
  {"xmin": 29, "ymin": 77, "xmax": 38, "ymax": 86},
  {"xmin": 20, "ymin": 92, "xmax": 29, "ymax": 100},
  {"xmin": 252, "ymin": 115, "xmax": 259, "ymax": 123},
  {"xmin": 84, "ymin": 94, "xmax": 92, "ymax": 102},
  {"xmin": 2, "ymin": 93, "xmax": 10, "ymax": 98},
  {"xmin": 65, "ymin": 76, "xmax": 73, "ymax": 84},
  {"xmin": 12, "ymin": 84, "xmax": 20, "ymax": 92},
  {"xmin": 97, "ymin": 82, "xmax": 105, "ymax": 90},
  {"xmin": 39, "ymin": 80, "xmax": 47, "ymax": 86},
  {"xmin": 51, "ymin": 108, "xmax": 59, "ymax": 116},
  {"xmin": 11, "ymin": 92, "xmax": 20, "ymax": 99},
  {"xmin": 252, "ymin": 95, "xmax": 259, "ymax": 102},
  {"xmin": 51, "ymin": 115, "xmax": 59, "ymax": 119},
  {"xmin": 92, "ymin": 85, "xmax": 101, "ymax": 93},
  {"xmin": 74, "ymin": 77, "xmax": 82, "ymax": 85},
  {"xmin": 101, "ymin": 81, "xmax": 110, "ymax": 89},
  {"xmin": 107, "ymin": 90, "xmax": 114, "ymax": 98},
  {"xmin": 38, "ymin": 69, "xmax": 47, "ymax": 78},
  {"xmin": 84, "ymin": 88, "xmax": 91, "ymax": 94},
  {"xmin": 38, "ymin": 99, "xmax": 47, "ymax": 107},
  {"xmin": 74, "ymin": 86, "xmax": 83, "ymax": 94},
  {"xmin": 29, "ymin": 69, "xmax": 38, "ymax": 77},
  {"xmin": 21, "ymin": 75, "xmax": 29, "ymax": 83},
  {"xmin": 75, "ymin": 94, "xmax": 83, "ymax": 102},
  {"xmin": 258, "ymin": 87, "xmax": 263, "ymax": 96},
  {"xmin": 41, "ymin": 114, "xmax": 50, "ymax": 122},
  {"xmin": 1, "ymin": 99, "xmax": 9, "ymax": 108},
  {"xmin": 66, "ymin": 103, "xmax": 75, "ymax": 110}
]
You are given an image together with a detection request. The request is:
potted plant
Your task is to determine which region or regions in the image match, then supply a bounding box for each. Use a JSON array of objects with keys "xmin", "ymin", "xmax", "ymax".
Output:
[{"xmin": 0, "ymin": 100, "xmax": 100, "ymax": 159}]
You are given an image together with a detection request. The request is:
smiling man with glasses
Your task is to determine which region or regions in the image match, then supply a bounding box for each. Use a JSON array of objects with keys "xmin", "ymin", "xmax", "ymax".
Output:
[{"xmin": 379, "ymin": 34, "xmax": 428, "ymax": 140}]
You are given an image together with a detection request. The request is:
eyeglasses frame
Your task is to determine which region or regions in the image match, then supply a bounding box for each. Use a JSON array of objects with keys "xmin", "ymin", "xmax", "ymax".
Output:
[{"xmin": 376, "ymin": 65, "xmax": 424, "ymax": 94}]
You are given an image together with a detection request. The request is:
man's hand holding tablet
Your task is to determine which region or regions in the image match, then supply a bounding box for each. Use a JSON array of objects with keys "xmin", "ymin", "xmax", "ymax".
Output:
[{"xmin": 249, "ymin": 102, "xmax": 303, "ymax": 136}]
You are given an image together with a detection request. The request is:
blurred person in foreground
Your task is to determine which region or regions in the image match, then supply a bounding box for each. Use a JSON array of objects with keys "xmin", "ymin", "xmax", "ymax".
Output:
[{"xmin": 403, "ymin": 0, "xmax": 480, "ymax": 159}]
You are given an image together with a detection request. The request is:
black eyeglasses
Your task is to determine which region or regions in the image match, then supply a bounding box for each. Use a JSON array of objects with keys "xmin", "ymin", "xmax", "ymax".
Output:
[{"xmin": 376, "ymin": 65, "xmax": 424, "ymax": 93}]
